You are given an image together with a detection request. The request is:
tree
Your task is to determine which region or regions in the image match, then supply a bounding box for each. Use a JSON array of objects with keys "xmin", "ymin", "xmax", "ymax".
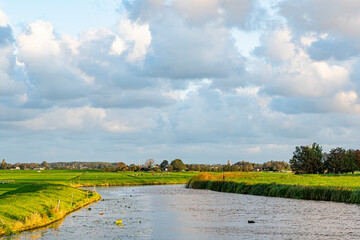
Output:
[
  {"xmin": 160, "ymin": 160, "xmax": 168, "ymax": 170},
  {"xmin": 116, "ymin": 162, "xmax": 127, "ymax": 171},
  {"xmin": 355, "ymin": 150, "xmax": 360, "ymax": 169},
  {"xmin": 40, "ymin": 161, "xmax": 50, "ymax": 169},
  {"xmin": 324, "ymin": 147, "xmax": 346, "ymax": 174},
  {"xmin": 344, "ymin": 149, "xmax": 358, "ymax": 174},
  {"xmin": 194, "ymin": 164, "xmax": 201, "ymax": 171},
  {"xmin": 187, "ymin": 164, "xmax": 195, "ymax": 171},
  {"xmin": 1, "ymin": 159, "xmax": 6, "ymax": 170},
  {"xmin": 234, "ymin": 161, "xmax": 254, "ymax": 172},
  {"xmin": 29, "ymin": 163, "xmax": 39, "ymax": 169},
  {"xmin": 170, "ymin": 159, "xmax": 186, "ymax": 171},
  {"xmin": 145, "ymin": 158, "xmax": 155, "ymax": 169},
  {"xmin": 263, "ymin": 160, "xmax": 289, "ymax": 171},
  {"xmin": 290, "ymin": 143, "xmax": 324, "ymax": 174},
  {"xmin": 128, "ymin": 164, "xmax": 141, "ymax": 171},
  {"xmin": 167, "ymin": 165, "xmax": 174, "ymax": 172}
]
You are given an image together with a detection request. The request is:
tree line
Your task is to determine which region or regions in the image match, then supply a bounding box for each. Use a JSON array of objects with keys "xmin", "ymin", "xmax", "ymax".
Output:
[
  {"xmin": 290, "ymin": 143, "xmax": 360, "ymax": 174},
  {"xmin": 3, "ymin": 143, "xmax": 360, "ymax": 175},
  {"xmin": 0, "ymin": 157, "xmax": 289, "ymax": 173}
]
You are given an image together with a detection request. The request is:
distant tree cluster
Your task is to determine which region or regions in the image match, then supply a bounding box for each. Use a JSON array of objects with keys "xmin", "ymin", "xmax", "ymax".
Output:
[
  {"xmin": 262, "ymin": 160, "xmax": 289, "ymax": 171},
  {"xmin": 0, "ymin": 157, "xmax": 292, "ymax": 173},
  {"xmin": 0, "ymin": 159, "xmax": 6, "ymax": 170},
  {"xmin": 0, "ymin": 160, "xmax": 50, "ymax": 170},
  {"xmin": 290, "ymin": 143, "xmax": 360, "ymax": 174},
  {"xmin": 0, "ymin": 150, "xmax": 295, "ymax": 174},
  {"xmin": 184, "ymin": 161, "xmax": 288, "ymax": 172}
]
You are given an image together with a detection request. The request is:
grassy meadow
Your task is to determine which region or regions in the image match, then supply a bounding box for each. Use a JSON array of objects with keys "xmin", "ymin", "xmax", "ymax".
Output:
[
  {"xmin": 187, "ymin": 172, "xmax": 360, "ymax": 204},
  {"xmin": 0, "ymin": 170, "xmax": 196, "ymax": 235},
  {"xmin": 189, "ymin": 171, "xmax": 360, "ymax": 188}
]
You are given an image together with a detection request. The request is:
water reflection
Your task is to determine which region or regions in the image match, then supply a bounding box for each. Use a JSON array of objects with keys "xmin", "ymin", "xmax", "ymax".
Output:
[{"xmin": 6, "ymin": 185, "xmax": 360, "ymax": 240}]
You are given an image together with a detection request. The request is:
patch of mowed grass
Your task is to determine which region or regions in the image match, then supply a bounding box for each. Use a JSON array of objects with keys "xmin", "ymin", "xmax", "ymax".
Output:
[
  {"xmin": 188, "ymin": 172, "xmax": 360, "ymax": 188},
  {"xmin": 0, "ymin": 183, "xmax": 100, "ymax": 235},
  {"xmin": 187, "ymin": 172, "xmax": 360, "ymax": 204},
  {"xmin": 73, "ymin": 171, "xmax": 196, "ymax": 186},
  {"xmin": 0, "ymin": 170, "xmax": 197, "ymax": 195}
]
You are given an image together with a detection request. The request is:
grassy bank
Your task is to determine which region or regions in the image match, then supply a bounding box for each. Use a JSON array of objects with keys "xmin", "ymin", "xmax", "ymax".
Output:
[
  {"xmin": 186, "ymin": 172, "xmax": 360, "ymax": 204},
  {"xmin": 0, "ymin": 183, "xmax": 100, "ymax": 235},
  {"xmin": 0, "ymin": 170, "xmax": 196, "ymax": 235}
]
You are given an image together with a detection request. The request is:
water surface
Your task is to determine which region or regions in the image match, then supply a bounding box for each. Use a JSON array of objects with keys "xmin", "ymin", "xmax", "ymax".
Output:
[{"xmin": 8, "ymin": 185, "xmax": 360, "ymax": 239}]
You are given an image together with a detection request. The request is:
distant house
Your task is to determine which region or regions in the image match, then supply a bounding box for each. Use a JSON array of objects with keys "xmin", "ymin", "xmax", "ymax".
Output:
[{"xmin": 33, "ymin": 167, "xmax": 45, "ymax": 170}]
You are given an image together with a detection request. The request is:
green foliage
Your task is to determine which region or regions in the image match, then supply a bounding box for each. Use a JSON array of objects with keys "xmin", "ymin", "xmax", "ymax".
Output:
[
  {"xmin": 170, "ymin": 159, "xmax": 186, "ymax": 171},
  {"xmin": 344, "ymin": 149, "xmax": 358, "ymax": 174},
  {"xmin": 116, "ymin": 162, "xmax": 127, "ymax": 171},
  {"xmin": 40, "ymin": 161, "xmax": 50, "ymax": 169},
  {"xmin": 0, "ymin": 183, "xmax": 100, "ymax": 235},
  {"xmin": 187, "ymin": 171, "xmax": 360, "ymax": 189},
  {"xmin": 0, "ymin": 159, "xmax": 6, "ymax": 170},
  {"xmin": 290, "ymin": 143, "xmax": 324, "ymax": 174},
  {"xmin": 160, "ymin": 160, "xmax": 168, "ymax": 170},
  {"xmin": 355, "ymin": 150, "xmax": 360, "ymax": 169},
  {"xmin": 187, "ymin": 172, "xmax": 360, "ymax": 204},
  {"xmin": 325, "ymin": 147, "xmax": 346, "ymax": 173},
  {"xmin": 128, "ymin": 164, "xmax": 141, "ymax": 171},
  {"xmin": 324, "ymin": 148, "xmax": 358, "ymax": 174},
  {"xmin": 234, "ymin": 161, "xmax": 254, "ymax": 171},
  {"xmin": 0, "ymin": 170, "xmax": 197, "ymax": 195},
  {"xmin": 263, "ymin": 160, "xmax": 289, "ymax": 171}
]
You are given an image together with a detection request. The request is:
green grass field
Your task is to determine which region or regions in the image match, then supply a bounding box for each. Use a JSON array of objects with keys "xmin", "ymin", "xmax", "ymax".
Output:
[
  {"xmin": 187, "ymin": 172, "xmax": 360, "ymax": 204},
  {"xmin": 0, "ymin": 170, "xmax": 196, "ymax": 235},
  {"xmin": 197, "ymin": 172, "xmax": 360, "ymax": 188},
  {"xmin": 0, "ymin": 170, "xmax": 196, "ymax": 194}
]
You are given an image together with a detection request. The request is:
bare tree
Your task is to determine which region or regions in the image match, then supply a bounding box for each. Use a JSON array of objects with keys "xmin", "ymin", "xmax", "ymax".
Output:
[{"xmin": 145, "ymin": 158, "xmax": 155, "ymax": 169}]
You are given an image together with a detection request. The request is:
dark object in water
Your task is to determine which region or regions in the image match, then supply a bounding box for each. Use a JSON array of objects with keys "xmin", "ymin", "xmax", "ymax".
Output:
[
  {"xmin": 101, "ymin": 199, "xmax": 105, "ymax": 201},
  {"xmin": 248, "ymin": 220, "xmax": 255, "ymax": 223},
  {"xmin": 88, "ymin": 208, "xmax": 92, "ymax": 211}
]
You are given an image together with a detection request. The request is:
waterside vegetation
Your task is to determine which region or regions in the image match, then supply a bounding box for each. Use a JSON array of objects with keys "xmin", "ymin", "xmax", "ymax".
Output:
[
  {"xmin": 186, "ymin": 172, "xmax": 360, "ymax": 204},
  {"xmin": 0, "ymin": 184, "xmax": 100, "ymax": 235}
]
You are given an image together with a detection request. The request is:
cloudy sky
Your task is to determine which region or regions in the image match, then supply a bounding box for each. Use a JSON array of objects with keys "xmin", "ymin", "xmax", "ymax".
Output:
[{"xmin": 1, "ymin": 0, "xmax": 360, "ymax": 164}]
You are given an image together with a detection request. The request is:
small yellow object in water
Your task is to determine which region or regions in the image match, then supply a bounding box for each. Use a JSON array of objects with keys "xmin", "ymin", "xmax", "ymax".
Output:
[{"xmin": 116, "ymin": 219, "xmax": 123, "ymax": 224}]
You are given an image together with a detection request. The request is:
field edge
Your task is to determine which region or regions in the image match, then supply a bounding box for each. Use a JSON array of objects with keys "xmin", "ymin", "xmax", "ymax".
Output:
[{"xmin": 186, "ymin": 179, "xmax": 360, "ymax": 204}]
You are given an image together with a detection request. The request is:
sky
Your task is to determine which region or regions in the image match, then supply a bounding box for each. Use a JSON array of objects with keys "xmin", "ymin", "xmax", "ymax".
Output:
[{"xmin": 1, "ymin": 0, "xmax": 360, "ymax": 164}]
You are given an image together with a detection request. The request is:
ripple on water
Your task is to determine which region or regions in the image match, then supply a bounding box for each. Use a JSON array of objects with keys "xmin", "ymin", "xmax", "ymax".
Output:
[{"xmin": 8, "ymin": 185, "xmax": 360, "ymax": 240}]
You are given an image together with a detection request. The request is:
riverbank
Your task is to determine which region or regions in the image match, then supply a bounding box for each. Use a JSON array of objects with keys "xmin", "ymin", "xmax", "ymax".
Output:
[
  {"xmin": 11, "ymin": 184, "xmax": 360, "ymax": 240},
  {"xmin": 0, "ymin": 170, "xmax": 196, "ymax": 236},
  {"xmin": 186, "ymin": 172, "xmax": 360, "ymax": 204},
  {"xmin": 0, "ymin": 184, "xmax": 100, "ymax": 235}
]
